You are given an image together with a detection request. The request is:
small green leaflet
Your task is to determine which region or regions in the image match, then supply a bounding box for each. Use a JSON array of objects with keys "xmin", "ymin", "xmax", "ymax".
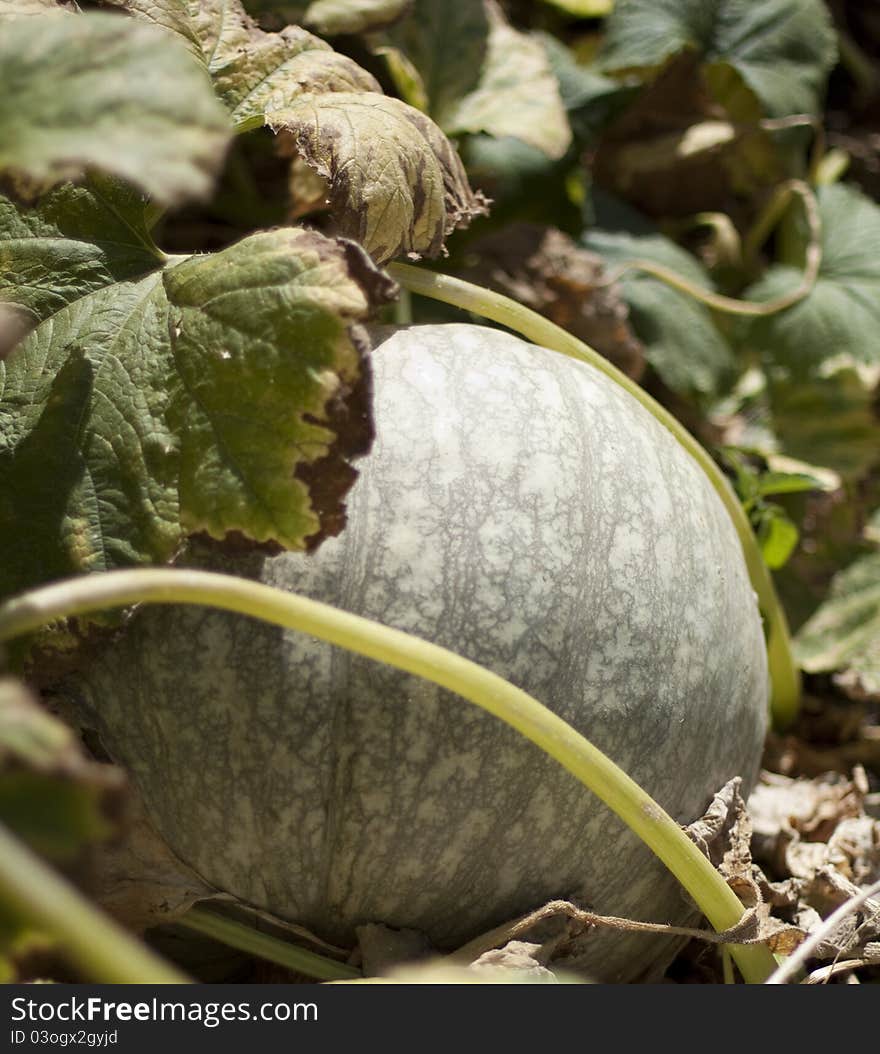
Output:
[
  {"xmin": 746, "ymin": 184, "xmax": 880, "ymax": 374},
  {"xmin": 583, "ymin": 203, "xmax": 734, "ymax": 401},
  {"xmin": 0, "ymin": 192, "xmax": 394, "ymax": 600},
  {"xmin": 795, "ymin": 552, "xmax": 880, "ymax": 698},
  {"xmin": 600, "ymin": 0, "xmax": 836, "ymax": 118},
  {"xmin": 720, "ymin": 448, "xmax": 822, "ymax": 571},
  {"xmin": 380, "ymin": 0, "xmax": 572, "ymax": 160},
  {"xmin": 0, "ymin": 12, "xmax": 230, "ymax": 206}
]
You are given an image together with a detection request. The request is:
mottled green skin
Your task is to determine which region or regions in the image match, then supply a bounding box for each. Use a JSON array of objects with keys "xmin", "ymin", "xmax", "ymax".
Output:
[{"xmin": 69, "ymin": 324, "xmax": 768, "ymax": 980}]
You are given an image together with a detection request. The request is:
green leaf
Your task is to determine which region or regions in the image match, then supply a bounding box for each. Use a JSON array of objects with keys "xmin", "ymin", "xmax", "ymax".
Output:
[
  {"xmin": 756, "ymin": 507, "xmax": 798, "ymax": 570},
  {"xmin": 268, "ymin": 92, "xmax": 488, "ymax": 262},
  {"xmin": 0, "ymin": 12, "xmax": 231, "ymax": 206},
  {"xmin": 764, "ymin": 361, "xmax": 879, "ymax": 483},
  {"xmin": 795, "ymin": 552, "xmax": 880, "ymax": 697},
  {"xmin": 0, "ymin": 178, "xmax": 162, "ymax": 330},
  {"xmin": 746, "ymin": 185, "xmax": 880, "ymax": 374},
  {"xmin": 538, "ymin": 32, "xmax": 637, "ymax": 147},
  {"xmin": 753, "ymin": 471, "xmax": 827, "ymax": 499},
  {"xmin": 0, "ymin": 223, "xmax": 393, "ymax": 599},
  {"xmin": 0, "ymin": 678, "xmax": 123, "ymax": 861},
  {"xmin": 600, "ymin": 0, "xmax": 836, "ymax": 118},
  {"xmin": 382, "ymin": 0, "xmax": 488, "ymax": 123},
  {"xmin": 382, "ymin": 0, "xmax": 572, "ymax": 160},
  {"xmin": 583, "ymin": 202, "xmax": 735, "ymax": 400}
]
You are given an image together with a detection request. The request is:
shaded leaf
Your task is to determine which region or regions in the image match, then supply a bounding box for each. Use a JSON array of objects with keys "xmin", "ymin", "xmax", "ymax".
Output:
[
  {"xmin": 591, "ymin": 51, "xmax": 781, "ymax": 219},
  {"xmin": 0, "ymin": 678, "xmax": 124, "ymax": 861},
  {"xmin": 382, "ymin": 0, "xmax": 571, "ymax": 160},
  {"xmin": 0, "ymin": 12, "xmax": 230, "ymax": 205},
  {"xmin": 582, "ymin": 199, "xmax": 735, "ymax": 400},
  {"xmin": 600, "ymin": 0, "xmax": 836, "ymax": 118},
  {"xmin": 538, "ymin": 31, "xmax": 637, "ymax": 148},
  {"xmin": 269, "ymin": 93, "xmax": 488, "ymax": 262},
  {"xmin": 381, "ymin": 0, "xmax": 488, "ymax": 124},
  {"xmin": 746, "ymin": 185, "xmax": 880, "ymax": 374},
  {"xmin": 795, "ymin": 552, "xmax": 880, "ymax": 696},
  {"xmin": 458, "ymin": 134, "xmax": 581, "ymax": 233},
  {"xmin": 0, "ymin": 227, "xmax": 393, "ymax": 600},
  {"xmin": 765, "ymin": 361, "xmax": 879, "ymax": 482},
  {"xmin": 0, "ymin": 178, "xmax": 162, "ymax": 329}
]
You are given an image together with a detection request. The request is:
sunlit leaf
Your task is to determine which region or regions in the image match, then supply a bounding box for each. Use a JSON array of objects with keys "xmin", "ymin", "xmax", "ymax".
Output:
[
  {"xmin": 269, "ymin": 92, "xmax": 487, "ymax": 262},
  {"xmin": 600, "ymin": 0, "xmax": 836, "ymax": 118},
  {"xmin": 382, "ymin": 0, "xmax": 572, "ymax": 160},
  {"xmin": 0, "ymin": 213, "xmax": 393, "ymax": 599}
]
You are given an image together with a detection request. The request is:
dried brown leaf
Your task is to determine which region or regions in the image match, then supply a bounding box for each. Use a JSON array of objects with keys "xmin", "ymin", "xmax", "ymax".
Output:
[{"xmin": 460, "ymin": 223, "xmax": 644, "ymax": 378}]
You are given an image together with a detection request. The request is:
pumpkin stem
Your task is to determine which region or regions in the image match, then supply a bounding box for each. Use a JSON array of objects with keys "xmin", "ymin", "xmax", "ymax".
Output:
[
  {"xmin": 0, "ymin": 568, "xmax": 779, "ymax": 983},
  {"xmin": 387, "ymin": 262, "xmax": 801, "ymax": 728},
  {"xmin": 179, "ymin": 907, "xmax": 361, "ymax": 981}
]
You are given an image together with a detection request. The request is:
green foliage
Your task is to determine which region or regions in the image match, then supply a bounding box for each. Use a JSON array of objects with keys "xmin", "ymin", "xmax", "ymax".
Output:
[
  {"xmin": 721, "ymin": 449, "xmax": 824, "ymax": 570},
  {"xmin": 583, "ymin": 208, "xmax": 735, "ymax": 400},
  {"xmin": 746, "ymin": 185, "xmax": 880, "ymax": 373},
  {"xmin": 0, "ymin": 679, "xmax": 121, "ymax": 861},
  {"xmin": 0, "ymin": 220, "xmax": 392, "ymax": 598},
  {"xmin": 379, "ymin": 0, "xmax": 572, "ymax": 159},
  {"xmin": 600, "ymin": 0, "xmax": 837, "ymax": 118},
  {"xmin": 795, "ymin": 551, "xmax": 880, "ymax": 696},
  {"xmin": 0, "ymin": 11, "xmax": 231, "ymax": 205},
  {"xmin": 109, "ymin": 0, "xmax": 488, "ymax": 261}
]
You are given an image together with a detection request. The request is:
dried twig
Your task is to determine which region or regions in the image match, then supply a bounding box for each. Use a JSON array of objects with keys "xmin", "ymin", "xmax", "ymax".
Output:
[{"xmin": 765, "ymin": 878, "xmax": 880, "ymax": 985}]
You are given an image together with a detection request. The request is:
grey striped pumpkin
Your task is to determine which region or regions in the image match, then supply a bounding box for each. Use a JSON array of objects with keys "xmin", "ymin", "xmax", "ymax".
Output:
[{"xmin": 68, "ymin": 323, "xmax": 768, "ymax": 980}]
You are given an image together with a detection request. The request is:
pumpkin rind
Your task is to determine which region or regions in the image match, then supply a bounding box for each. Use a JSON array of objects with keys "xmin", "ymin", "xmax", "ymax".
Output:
[{"xmin": 67, "ymin": 323, "xmax": 769, "ymax": 980}]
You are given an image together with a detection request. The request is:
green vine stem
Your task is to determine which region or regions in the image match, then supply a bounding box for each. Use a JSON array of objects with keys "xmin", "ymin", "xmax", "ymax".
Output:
[
  {"xmin": 180, "ymin": 907, "xmax": 361, "ymax": 982},
  {"xmin": 0, "ymin": 820, "xmax": 188, "ymax": 984},
  {"xmin": 601, "ymin": 180, "xmax": 821, "ymax": 317},
  {"xmin": 388, "ymin": 262, "xmax": 802, "ymax": 727},
  {"xmin": 0, "ymin": 568, "xmax": 778, "ymax": 983}
]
